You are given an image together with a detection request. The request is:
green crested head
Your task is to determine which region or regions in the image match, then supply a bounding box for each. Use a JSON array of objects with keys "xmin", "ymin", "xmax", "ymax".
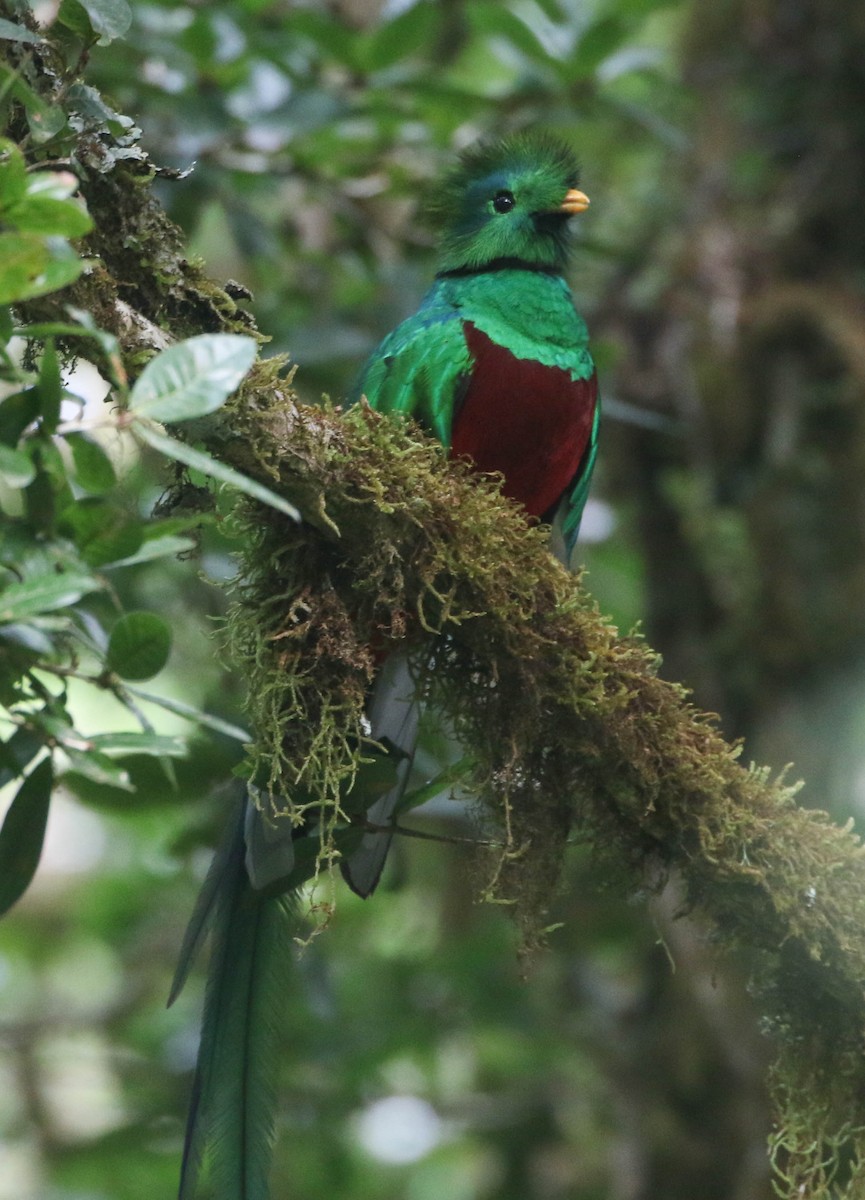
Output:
[{"xmin": 430, "ymin": 133, "xmax": 588, "ymax": 275}]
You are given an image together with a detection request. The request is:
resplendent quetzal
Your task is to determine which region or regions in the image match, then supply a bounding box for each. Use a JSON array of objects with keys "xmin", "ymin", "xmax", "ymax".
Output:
[{"xmin": 171, "ymin": 132, "xmax": 599, "ymax": 1200}]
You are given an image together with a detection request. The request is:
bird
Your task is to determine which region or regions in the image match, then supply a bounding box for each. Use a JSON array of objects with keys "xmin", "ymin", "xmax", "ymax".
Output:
[{"xmin": 169, "ymin": 131, "xmax": 599, "ymax": 1200}]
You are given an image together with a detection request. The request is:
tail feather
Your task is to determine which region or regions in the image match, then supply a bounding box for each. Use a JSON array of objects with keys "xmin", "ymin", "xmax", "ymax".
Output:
[
  {"xmin": 341, "ymin": 648, "xmax": 421, "ymax": 898},
  {"xmin": 176, "ymin": 799, "xmax": 295, "ymax": 1200}
]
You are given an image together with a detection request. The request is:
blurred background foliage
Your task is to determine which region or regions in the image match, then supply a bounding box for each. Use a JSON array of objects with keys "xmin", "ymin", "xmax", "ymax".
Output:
[{"xmin": 2, "ymin": 0, "xmax": 864, "ymax": 1197}]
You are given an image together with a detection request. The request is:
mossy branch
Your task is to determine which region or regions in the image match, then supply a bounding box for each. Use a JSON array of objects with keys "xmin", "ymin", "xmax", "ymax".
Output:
[{"xmin": 6, "ymin": 23, "xmax": 865, "ymax": 1192}]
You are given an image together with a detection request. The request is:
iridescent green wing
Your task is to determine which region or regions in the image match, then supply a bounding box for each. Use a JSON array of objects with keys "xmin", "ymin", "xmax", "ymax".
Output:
[
  {"xmin": 351, "ymin": 283, "xmax": 472, "ymax": 449},
  {"xmin": 561, "ymin": 371, "xmax": 600, "ymax": 555}
]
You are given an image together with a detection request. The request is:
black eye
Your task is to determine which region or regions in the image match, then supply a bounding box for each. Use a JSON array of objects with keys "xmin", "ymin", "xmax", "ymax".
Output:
[{"xmin": 492, "ymin": 190, "xmax": 515, "ymax": 214}]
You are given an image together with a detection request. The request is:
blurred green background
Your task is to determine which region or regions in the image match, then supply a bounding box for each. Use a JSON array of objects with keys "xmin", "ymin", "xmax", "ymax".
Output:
[{"xmin": 2, "ymin": 0, "xmax": 865, "ymax": 1197}]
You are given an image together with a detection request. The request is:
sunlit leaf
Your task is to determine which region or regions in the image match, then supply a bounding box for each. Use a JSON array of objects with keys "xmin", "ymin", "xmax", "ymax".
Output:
[{"xmin": 128, "ymin": 333, "xmax": 257, "ymax": 423}]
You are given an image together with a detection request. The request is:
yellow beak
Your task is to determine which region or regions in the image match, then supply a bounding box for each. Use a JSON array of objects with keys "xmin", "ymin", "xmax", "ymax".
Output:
[{"xmin": 560, "ymin": 188, "xmax": 590, "ymax": 215}]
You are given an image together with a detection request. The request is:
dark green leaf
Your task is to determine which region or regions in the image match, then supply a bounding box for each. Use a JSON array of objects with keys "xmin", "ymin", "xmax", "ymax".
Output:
[
  {"xmin": 128, "ymin": 333, "xmax": 257, "ymax": 423},
  {"xmin": 0, "ymin": 757, "xmax": 52, "ymax": 917},
  {"xmin": 107, "ymin": 611, "xmax": 171, "ymax": 681},
  {"xmin": 568, "ymin": 16, "xmax": 630, "ymax": 79},
  {"xmin": 67, "ymin": 432, "xmax": 116, "ymax": 493},
  {"xmin": 38, "ymin": 340, "xmax": 62, "ymax": 432},
  {"xmin": 57, "ymin": 0, "xmax": 95, "ymax": 38},
  {"xmin": 0, "ymin": 390, "xmax": 40, "ymax": 446},
  {"xmin": 364, "ymin": 2, "xmax": 438, "ymax": 71},
  {"xmin": 0, "ymin": 726, "xmax": 44, "ymax": 790},
  {"xmin": 133, "ymin": 422, "xmax": 302, "ymax": 522},
  {"xmin": 59, "ymin": 498, "xmax": 143, "ymax": 567}
]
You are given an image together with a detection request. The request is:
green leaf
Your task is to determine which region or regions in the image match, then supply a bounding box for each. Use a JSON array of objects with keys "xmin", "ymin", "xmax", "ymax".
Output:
[
  {"xmin": 57, "ymin": 0, "xmax": 94, "ymax": 38},
  {"xmin": 25, "ymin": 240, "xmax": 88, "ymax": 299},
  {"xmin": 105, "ymin": 533, "xmax": 195, "ymax": 568},
  {"xmin": 0, "ymin": 622, "xmax": 54, "ymax": 654},
  {"xmin": 0, "ymin": 232, "xmax": 48, "ymax": 304},
  {"xmin": 364, "ymin": 2, "xmax": 438, "ymax": 71},
  {"xmin": 0, "ymin": 443, "xmax": 35, "ymax": 488},
  {"xmin": 0, "ymin": 757, "xmax": 52, "ymax": 917},
  {"xmin": 87, "ymin": 731, "xmax": 187, "ymax": 757},
  {"xmin": 0, "ymin": 571, "xmax": 100, "ymax": 621},
  {"xmin": 0, "ymin": 233, "xmax": 85, "ymax": 304},
  {"xmin": 469, "ymin": 3, "xmax": 558, "ymax": 67},
  {"xmin": 25, "ymin": 171, "xmax": 78, "ymax": 201},
  {"xmin": 7, "ymin": 195, "xmax": 92, "ymax": 238},
  {"xmin": 79, "ymin": 0, "xmax": 132, "ymax": 42},
  {"xmin": 61, "ymin": 745, "xmax": 132, "ymax": 789},
  {"xmin": 568, "ymin": 16, "xmax": 630, "ymax": 79},
  {"xmin": 107, "ymin": 611, "xmax": 171, "ymax": 681},
  {"xmin": 38, "ymin": 339, "xmax": 62, "ymax": 432},
  {"xmin": 128, "ymin": 334, "xmax": 257, "ymax": 423},
  {"xmin": 133, "ymin": 422, "xmax": 302, "ymax": 522},
  {"xmin": 124, "ymin": 686, "xmax": 251, "ymax": 742},
  {"xmin": 0, "ymin": 726, "xmax": 44, "ymax": 789},
  {"xmin": 62, "ymin": 752, "xmax": 171, "ymax": 810},
  {"xmin": 0, "ymin": 17, "xmax": 45, "ymax": 43},
  {"xmin": 0, "ymin": 140, "xmax": 28, "ymax": 208},
  {"xmin": 59, "ymin": 498, "xmax": 143, "ymax": 567},
  {"xmin": 67, "ymin": 432, "xmax": 116, "ymax": 493},
  {"xmin": 0, "ymin": 390, "xmax": 40, "ymax": 446},
  {"xmin": 59, "ymin": 0, "xmax": 131, "ymax": 43}
]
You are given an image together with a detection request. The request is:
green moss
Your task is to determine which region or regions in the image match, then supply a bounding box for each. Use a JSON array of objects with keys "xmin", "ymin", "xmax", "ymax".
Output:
[{"xmin": 13, "ymin": 29, "xmax": 865, "ymax": 1187}]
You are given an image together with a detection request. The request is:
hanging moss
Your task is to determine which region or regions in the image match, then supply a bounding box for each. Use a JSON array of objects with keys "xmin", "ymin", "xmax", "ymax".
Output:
[{"xmin": 9, "ymin": 20, "xmax": 865, "ymax": 1191}]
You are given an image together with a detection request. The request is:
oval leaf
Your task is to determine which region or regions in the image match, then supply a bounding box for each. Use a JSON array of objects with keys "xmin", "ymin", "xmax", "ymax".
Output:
[
  {"xmin": 67, "ymin": 432, "xmax": 117, "ymax": 493},
  {"xmin": 0, "ymin": 757, "xmax": 53, "ymax": 916},
  {"xmin": 78, "ymin": 0, "xmax": 132, "ymax": 42},
  {"xmin": 128, "ymin": 334, "xmax": 257, "ymax": 423},
  {"xmin": 107, "ymin": 610, "xmax": 171, "ymax": 680},
  {"xmin": 0, "ymin": 443, "xmax": 35, "ymax": 488}
]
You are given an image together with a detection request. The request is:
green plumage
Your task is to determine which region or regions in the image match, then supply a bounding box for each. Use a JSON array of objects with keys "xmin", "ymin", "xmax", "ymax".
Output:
[{"xmin": 173, "ymin": 131, "xmax": 600, "ymax": 1200}]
